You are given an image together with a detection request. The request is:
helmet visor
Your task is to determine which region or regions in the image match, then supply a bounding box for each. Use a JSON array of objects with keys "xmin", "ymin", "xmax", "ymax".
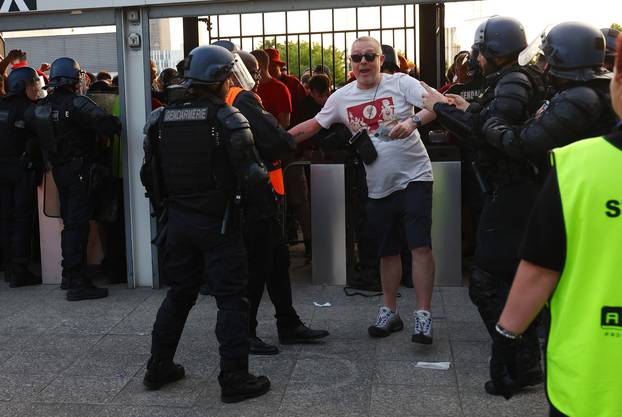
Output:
[
  {"xmin": 519, "ymin": 26, "xmax": 552, "ymax": 66},
  {"xmin": 231, "ymin": 55, "xmax": 255, "ymax": 91}
]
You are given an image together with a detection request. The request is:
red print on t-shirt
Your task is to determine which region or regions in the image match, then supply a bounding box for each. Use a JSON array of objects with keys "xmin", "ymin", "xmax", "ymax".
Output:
[{"xmin": 347, "ymin": 96, "xmax": 396, "ymax": 133}]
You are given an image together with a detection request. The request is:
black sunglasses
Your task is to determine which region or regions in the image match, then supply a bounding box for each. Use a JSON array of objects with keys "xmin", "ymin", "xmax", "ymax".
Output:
[{"xmin": 350, "ymin": 53, "xmax": 379, "ymax": 63}]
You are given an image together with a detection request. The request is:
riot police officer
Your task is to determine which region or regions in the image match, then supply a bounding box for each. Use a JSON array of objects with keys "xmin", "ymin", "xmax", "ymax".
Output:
[
  {"xmin": 226, "ymin": 50, "xmax": 329, "ymax": 355},
  {"xmin": 141, "ymin": 45, "xmax": 270, "ymax": 403},
  {"xmin": 484, "ymin": 22, "xmax": 616, "ymax": 177},
  {"xmin": 421, "ymin": 16, "xmax": 544, "ymax": 396},
  {"xmin": 43, "ymin": 57, "xmax": 121, "ymax": 300},
  {"xmin": 0, "ymin": 67, "xmax": 43, "ymax": 287}
]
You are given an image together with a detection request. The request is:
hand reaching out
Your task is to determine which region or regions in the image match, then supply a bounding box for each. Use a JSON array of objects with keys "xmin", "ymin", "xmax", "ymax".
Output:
[
  {"xmin": 445, "ymin": 94, "xmax": 469, "ymax": 111},
  {"xmin": 420, "ymin": 81, "xmax": 448, "ymax": 112}
]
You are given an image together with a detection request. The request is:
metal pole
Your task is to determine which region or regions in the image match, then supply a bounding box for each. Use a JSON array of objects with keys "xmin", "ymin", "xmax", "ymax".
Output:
[
  {"xmin": 262, "ymin": 12, "xmax": 265, "ymax": 47},
  {"xmin": 308, "ymin": 10, "xmax": 312, "ymax": 71},
  {"xmin": 331, "ymin": 8, "xmax": 336, "ymax": 89},
  {"xmin": 297, "ymin": 34, "xmax": 301, "ymax": 76},
  {"xmin": 379, "ymin": 6, "xmax": 383, "ymax": 44}
]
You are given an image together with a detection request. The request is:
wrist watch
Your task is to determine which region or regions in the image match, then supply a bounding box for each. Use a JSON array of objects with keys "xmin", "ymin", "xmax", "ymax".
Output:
[{"xmin": 410, "ymin": 114, "xmax": 422, "ymax": 129}]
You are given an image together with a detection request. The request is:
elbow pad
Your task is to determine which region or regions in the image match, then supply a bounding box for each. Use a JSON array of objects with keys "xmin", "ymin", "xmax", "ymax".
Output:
[{"xmin": 482, "ymin": 116, "xmax": 525, "ymax": 160}]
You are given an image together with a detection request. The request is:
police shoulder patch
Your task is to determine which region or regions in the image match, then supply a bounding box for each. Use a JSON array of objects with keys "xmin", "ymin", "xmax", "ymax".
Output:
[{"xmin": 163, "ymin": 107, "xmax": 209, "ymax": 122}]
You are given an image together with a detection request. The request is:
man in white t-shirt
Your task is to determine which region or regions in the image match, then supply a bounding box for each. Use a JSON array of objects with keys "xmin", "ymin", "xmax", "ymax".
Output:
[{"xmin": 289, "ymin": 36, "xmax": 437, "ymax": 344}]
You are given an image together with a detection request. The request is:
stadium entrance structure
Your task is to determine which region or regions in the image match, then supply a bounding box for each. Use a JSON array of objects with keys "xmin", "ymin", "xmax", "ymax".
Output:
[{"xmin": 0, "ymin": 0, "xmax": 462, "ymax": 288}]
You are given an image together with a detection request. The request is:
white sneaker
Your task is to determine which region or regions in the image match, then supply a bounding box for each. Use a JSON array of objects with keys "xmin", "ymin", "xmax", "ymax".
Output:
[
  {"xmin": 412, "ymin": 309, "xmax": 433, "ymax": 344},
  {"xmin": 368, "ymin": 306, "xmax": 404, "ymax": 338}
]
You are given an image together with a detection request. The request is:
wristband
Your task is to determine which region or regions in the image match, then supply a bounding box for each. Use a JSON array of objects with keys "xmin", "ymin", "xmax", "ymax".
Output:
[{"xmin": 495, "ymin": 323, "xmax": 521, "ymax": 340}]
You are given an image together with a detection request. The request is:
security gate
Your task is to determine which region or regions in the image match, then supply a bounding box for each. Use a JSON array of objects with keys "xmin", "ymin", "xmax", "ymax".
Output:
[{"xmin": 205, "ymin": 5, "xmax": 419, "ymax": 86}]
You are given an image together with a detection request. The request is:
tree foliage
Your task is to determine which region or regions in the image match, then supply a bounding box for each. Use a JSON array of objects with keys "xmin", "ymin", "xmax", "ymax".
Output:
[
  {"xmin": 260, "ymin": 39, "xmax": 347, "ymax": 86},
  {"xmin": 611, "ymin": 22, "xmax": 622, "ymax": 32}
]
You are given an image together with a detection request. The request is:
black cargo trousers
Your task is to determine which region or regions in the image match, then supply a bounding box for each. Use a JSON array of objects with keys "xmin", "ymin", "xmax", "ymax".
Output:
[
  {"xmin": 0, "ymin": 158, "xmax": 36, "ymax": 269},
  {"xmin": 53, "ymin": 159, "xmax": 91, "ymax": 278},
  {"xmin": 470, "ymin": 181, "xmax": 542, "ymax": 372},
  {"xmin": 151, "ymin": 206, "xmax": 250, "ymax": 368},
  {"xmin": 244, "ymin": 214, "xmax": 301, "ymax": 336}
]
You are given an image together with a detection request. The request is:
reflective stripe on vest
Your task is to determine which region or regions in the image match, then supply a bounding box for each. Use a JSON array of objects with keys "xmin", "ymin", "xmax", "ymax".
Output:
[
  {"xmin": 547, "ymin": 136, "xmax": 622, "ymax": 417},
  {"xmin": 226, "ymin": 86, "xmax": 285, "ymax": 196}
]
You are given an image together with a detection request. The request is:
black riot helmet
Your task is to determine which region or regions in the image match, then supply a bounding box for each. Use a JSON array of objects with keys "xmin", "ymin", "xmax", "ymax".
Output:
[
  {"xmin": 48, "ymin": 57, "xmax": 83, "ymax": 88},
  {"xmin": 541, "ymin": 22, "xmax": 608, "ymax": 81},
  {"xmin": 183, "ymin": 45, "xmax": 235, "ymax": 86},
  {"xmin": 211, "ymin": 40, "xmax": 239, "ymax": 52},
  {"xmin": 601, "ymin": 27, "xmax": 620, "ymax": 57},
  {"xmin": 472, "ymin": 16, "xmax": 527, "ymax": 60},
  {"xmin": 5, "ymin": 66, "xmax": 40, "ymax": 96},
  {"xmin": 381, "ymin": 44, "xmax": 400, "ymax": 73}
]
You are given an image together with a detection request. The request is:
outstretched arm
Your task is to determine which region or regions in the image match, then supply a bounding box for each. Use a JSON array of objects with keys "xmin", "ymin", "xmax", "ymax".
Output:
[{"xmin": 288, "ymin": 118, "xmax": 322, "ymax": 145}]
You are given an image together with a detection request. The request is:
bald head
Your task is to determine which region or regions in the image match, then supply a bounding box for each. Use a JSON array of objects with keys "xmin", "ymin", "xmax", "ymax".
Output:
[
  {"xmin": 237, "ymin": 51, "xmax": 258, "ymax": 74},
  {"xmin": 352, "ymin": 36, "xmax": 382, "ymax": 55},
  {"xmin": 251, "ymin": 49, "xmax": 270, "ymax": 72}
]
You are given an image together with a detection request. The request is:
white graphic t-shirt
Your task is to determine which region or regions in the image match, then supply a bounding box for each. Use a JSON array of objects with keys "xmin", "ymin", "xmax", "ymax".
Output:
[{"xmin": 315, "ymin": 72, "xmax": 433, "ymax": 199}]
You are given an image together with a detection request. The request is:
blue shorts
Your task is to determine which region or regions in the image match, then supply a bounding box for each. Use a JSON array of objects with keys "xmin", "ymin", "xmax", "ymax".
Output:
[{"xmin": 366, "ymin": 181, "xmax": 433, "ymax": 257}]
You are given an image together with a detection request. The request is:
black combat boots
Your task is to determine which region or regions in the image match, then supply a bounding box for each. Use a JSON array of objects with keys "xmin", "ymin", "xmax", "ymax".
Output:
[
  {"xmin": 7, "ymin": 264, "xmax": 42, "ymax": 288},
  {"xmin": 218, "ymin": 360, "xmax": 270, "ymax": 403},
  {"xmin": 66, "ymin": 277, "xmax": 108, "ymax": 301},
  {"xmin": 143, "ymin": 356, "xmax": 186, "ymax": 390}
]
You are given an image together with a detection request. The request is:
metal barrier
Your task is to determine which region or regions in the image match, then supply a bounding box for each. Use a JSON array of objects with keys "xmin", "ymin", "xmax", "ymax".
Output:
[{"xmin": 207, "ymin": 5, "xmax": 418, "ymax": 88}]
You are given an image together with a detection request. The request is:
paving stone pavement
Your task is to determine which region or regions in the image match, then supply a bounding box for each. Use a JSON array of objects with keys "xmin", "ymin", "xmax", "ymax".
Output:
[{"xmin": 0, "ymin": 255, "xmax": 549, "ymax": 417}]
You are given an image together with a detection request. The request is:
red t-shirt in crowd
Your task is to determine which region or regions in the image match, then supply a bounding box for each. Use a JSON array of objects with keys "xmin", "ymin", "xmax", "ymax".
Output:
[
  {"xmin": 279, "ymin": 73, "xmax": 307, "ymax": 111},
  {"xmin": 256, "ymin": 77, "xmax": 292, "ymax": 120}
]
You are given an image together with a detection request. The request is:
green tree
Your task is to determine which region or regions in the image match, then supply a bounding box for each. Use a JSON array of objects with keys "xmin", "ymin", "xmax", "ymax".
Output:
[
  {"xmin": 611, "ymin": 22, "xmax": 622, "ymax": 32},
  {"xmin": 260, "ymin": 40, "xmax": 347, "ymax": 86}
]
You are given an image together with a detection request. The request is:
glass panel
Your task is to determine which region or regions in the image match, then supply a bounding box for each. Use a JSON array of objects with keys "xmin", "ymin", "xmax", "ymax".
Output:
[
  {"xmin": 287, "ymin": 10, "xmax": 309, "ymax": 33},
  {"xmin": 357, "ymin": 6, "xmax": 380, "ymax": 30},
  {"xmin": 310, "ymin": 9, "xmax": 333, "ymax": 33},
  {"xmin": 218, "ymin": 14, "xmax": 240, "ymax": 37},
  {"xmin": 263, "ymin": 12, "xmax": 285, "ymax": 35},
  {"xmin": 406, "ymin": 5, "xmax": 415, "ymax": 27},
  {"xmin": 241, "ymin": 13, "xmax": 263, "ymax": 37},
  {"xmin": 406, "ymin": 29, "xmax": 416, "ymax": 63},
  {"xmin": 381, "ymin": 5, "xmax": 405, "ymax": 28},
  {"xmin": 334, "ymin": 8, "xmax": 356, "ymax": 32},
  {"xmin": 393, "ymin": 29, "xmax": 406, "ymax": 56}
]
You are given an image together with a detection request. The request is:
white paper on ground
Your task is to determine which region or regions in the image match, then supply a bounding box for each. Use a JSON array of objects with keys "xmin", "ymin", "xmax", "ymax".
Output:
[
  {"xmin": 313, "ymin": 302, "xmax": 332, "ymax": 307},
  {"xmin": 415, "ymin": 361, "xmax": 452, "ymax": 370}
]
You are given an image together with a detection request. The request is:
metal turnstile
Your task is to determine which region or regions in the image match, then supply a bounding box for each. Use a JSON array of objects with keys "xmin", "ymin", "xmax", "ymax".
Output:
[
  {"xmin": 430, "ymin": 161, "xmax": 462, "ymax": 286},
  {"xmin": 310, "ymin": 161, "xmax": 462, "ymax": 286},
  {"xmin": 310, "ymin": 164, "xmax": 347, "ymax": 285}
]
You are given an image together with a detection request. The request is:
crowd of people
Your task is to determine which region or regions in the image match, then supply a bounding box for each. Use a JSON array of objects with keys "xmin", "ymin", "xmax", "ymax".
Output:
[{"xmin": 1, "ymin": 16, "xmax": 621, "ymax": 416}]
